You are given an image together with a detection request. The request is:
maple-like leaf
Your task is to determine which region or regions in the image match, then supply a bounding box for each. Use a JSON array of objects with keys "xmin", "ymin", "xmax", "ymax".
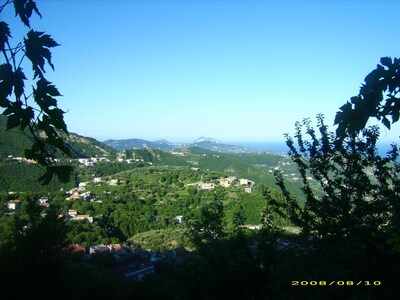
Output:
[
  {"xmin": 24, "ymin": 30, "xmax": 60, "ymax": 78},
  {"xmin": 13, "ymin": 67, "xmax": 27, "ymax": 99},
  {"xmin": 13, "ymin": 0, "xmax": 42, "ymax": 28},
  {"xmin": 0, "ymin": 21, "xmax": 11, "ymax": 51},
  {"xmin": 0, "ymin": 63, "xmax": 13, "ymax": 99},
  {"xmin": 39, "ymin": 165, "xmax": 74, "ymax": 185},
  {"xmin": 2, "ymin": 101, "xmax": 33, "ymax": 130},
  {"xmin": 33, "ymin": 78, "xmax": 61, "ymax": 111}
]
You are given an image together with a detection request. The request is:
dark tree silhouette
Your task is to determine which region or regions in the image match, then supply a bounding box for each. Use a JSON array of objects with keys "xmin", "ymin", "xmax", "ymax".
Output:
[{"xmin": 335, "ymin": 57, "xmax": 400, "ymax": 137}]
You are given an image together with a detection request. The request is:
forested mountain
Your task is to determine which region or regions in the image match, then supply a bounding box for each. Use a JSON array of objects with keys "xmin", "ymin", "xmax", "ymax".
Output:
[
  {"xmin": 67, "ymin": 133, "xmax": 117, "ymax": 158},
  {"xmin": 0, "ymin": 116, "xmax": 116, "ymax": 159}
]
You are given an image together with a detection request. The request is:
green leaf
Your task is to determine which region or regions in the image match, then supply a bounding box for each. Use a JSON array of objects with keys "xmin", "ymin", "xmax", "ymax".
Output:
[
  {"xmin": 3, "ymin": 102, "xmax": 23, "ymax": 130},
  {"xmin": 13, "ymin": 68, "xmax": 27, "ymax": 99},
  {"xmin": 382, "ymin": 117, "xmax": 391, "ymax": 129},
  {"xmin": 39, "ymin": 165, "xmax": 74, "ymax": 185},
  {"xmin": 33, "ymin": 78, "xmax": 61, "ymax": 111},
  {"xmin": 0, "ymin": 97, "xmax": 9, "ymax": 108},
  {"xmin": 26, "ymin": 0, "xmax": 41, "ymax": 18},
  {"xmin": 6, "ymin": 112, "xmax": 21, "ymax": 130},
  {"xmin": 25, "ymin": 140, "xmax": 47, "ymax": 165},
  {"xmin": 364, "ymin": 65, "xmax": 385, "ymax": 85},
  {"xmin": 13, "ymin": 0, "xmax": 30, "ymax": 27},
  {"xmin": 392, "ymin": 109, "xmax": 399, "ymax": 123},
  {"xmin": 0, "ymin": 21, "xmax": 11, "ymax": 51},
  {"xmin": 0, "ymin": 63, "xmax": 13, "ymax": 98},
  {"xmin": 38, "ymin": 166, "xmax": 53, "ymax": 185},
  {"xmin": 24, "ymin": 30, "xmax": 60, "ymax": 78},
  {"xmin": 20, "ymin": 107, "xmax": 34, "ymax": 129},
  {"xmin": 380, "ymin": 57, "xmax": 392, "ymax": 68},
  {"xmin": 47, "ymin": 107, "xmax": 67, "ymax": 133},
  {"xmin": 13, "ymin": 0, "xmax": 42, "ymax": 28},
  {"xmin": 3, "ymin": 101, "xmax": 34, "ymax": 130}
]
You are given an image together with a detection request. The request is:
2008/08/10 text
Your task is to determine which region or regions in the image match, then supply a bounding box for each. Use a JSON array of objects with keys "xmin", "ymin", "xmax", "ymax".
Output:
[{"xmin": 292, "ymin": 281, "xmax": 381, "ymax": 286}]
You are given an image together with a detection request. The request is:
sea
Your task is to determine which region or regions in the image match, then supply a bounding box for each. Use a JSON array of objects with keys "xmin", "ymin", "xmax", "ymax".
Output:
[
  {"xmin": 237, "ymin": 140, "xmax": 399, "ymax": 157},
  {"xmin": 237, "ymin": 141, "xmax": 290, "ymax": 155}
]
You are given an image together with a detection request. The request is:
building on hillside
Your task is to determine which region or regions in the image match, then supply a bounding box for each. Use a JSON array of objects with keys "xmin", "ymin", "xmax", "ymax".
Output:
[
  {"xmin": 245, "ymin": 187, "xmax": 253, "ymax": 194},
  {"xmin": 79, "ymin": 192, "xmax": 92, "ymax": 201},
  {"xmin": 226, "ymin": 176, "xmax": 238, "ymax": 183},
  {"xmin": 7, "ymin": 200, "xmax": 21, "ymax": 210},
  {"xmin": 93, "ymin": 177, "xmax": 102, "ymax": 183},
  {"xmin": 38, "ymin": 197, "xmax": 49, "ymax": 204},
  {"xmin": 68, "ymin": 210, "xmax": 78, "ymax": 218},
  {"xmin": 109, "ymin": 244, "xmax": 130, "ymax": 260},
  {"xmin": 199, "ymin": 183, "xmax": 215, "ymax": 190},
  {"xmin": 240, "ymin": 178, "xmax": 254, "ymax": 186},
  {"xmin": 109, "ymin": 179, "xmax": 119, "ymax": 186},
  {"xmin": 73, "ymin": 215, "xmax": 93, "ymax": 223},
  {"xmin": 78, "ymin": 158, "xmax": 94, "ymax": 167},
  {"xmin": 175, "ymin": 215, "xmax": 185, "ymax": 224},
  {"xmin": 63, "ymin": 244, "xmax": 86, "ymax": 256},
  {"xmin": 218, "ymin": 179, "xmax": 230, "ymax": 188},
  {"xmin": 66, "ymin": 194, "xmax": 80, "ymax": 201},
  {"xmin": 89, "ymin": 245, "xmax": 110, "ymax": 255}
]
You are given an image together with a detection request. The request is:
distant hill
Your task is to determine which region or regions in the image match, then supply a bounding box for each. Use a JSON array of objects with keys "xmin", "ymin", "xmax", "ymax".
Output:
[
  {"xmin": 67, "ymin": 133, "xmax": 117, "ymax": 158},
  {"xmin": 103, "ymin": 138, "xmax": 179, "ymax": 152},
  {"xmin": 104, "ymin": 137, "xmax": 249, "ymax": 153},
  {"xmin": 0, "ymin": 115, "xmax": 116, "ymax": 158}
]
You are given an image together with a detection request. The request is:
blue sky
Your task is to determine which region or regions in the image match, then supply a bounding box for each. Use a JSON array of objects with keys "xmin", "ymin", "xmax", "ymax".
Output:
[{"xmin": 3, "ymin": 0, "xmax": 400, "ymax": 143}]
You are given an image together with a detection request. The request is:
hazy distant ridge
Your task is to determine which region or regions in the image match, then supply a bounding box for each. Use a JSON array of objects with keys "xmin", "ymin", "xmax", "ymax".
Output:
[{"xmin": 104, "ymin": 137, "xmax": 249, "ymax": 153}]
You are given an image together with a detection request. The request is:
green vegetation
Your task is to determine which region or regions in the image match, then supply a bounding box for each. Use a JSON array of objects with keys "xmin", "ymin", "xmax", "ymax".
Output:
[
  {"xmin": 129, "ymin": 228, "xmax": 190, "ymax": 251},
  {"xmin": 1, "ymin": 2, "xmax": 399, "ymax": 297},
  {"xmin": 0, "ymin": 115, "xmax": 116, "ymax": 159},
  {"xmin": 0, "ymin": 162, "xmax": 75, "ymax": 192}
]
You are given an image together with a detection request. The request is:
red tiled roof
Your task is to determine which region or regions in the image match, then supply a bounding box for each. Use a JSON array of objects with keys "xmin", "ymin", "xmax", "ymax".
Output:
[{"xmin": 64, "ymin": 244, "xmax": 85, "ymax": 254}]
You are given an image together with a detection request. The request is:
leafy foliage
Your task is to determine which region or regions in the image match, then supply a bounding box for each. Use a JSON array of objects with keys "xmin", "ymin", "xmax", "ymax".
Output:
[
  {"xmin": 0, "ymin": 0, "xmax": 71, "ymax": 184},
  {"xmin": 189, "ymin": 193, "xmax": 225, "ymax": 247},
  {"xmin": 335, "ymin": 57, "xmax": 400, "ymax": 137},
  {"xmin": 275, "ymin": 115, "xmax": 400, "ymax": 250},
  {"xmin": 0, "ymin": 162, "xmax": 75, "ymax": 192}
]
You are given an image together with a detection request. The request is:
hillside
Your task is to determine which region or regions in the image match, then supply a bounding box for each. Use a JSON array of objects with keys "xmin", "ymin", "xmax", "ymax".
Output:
[
  {"xmin": 104, "ymin": 137, "xmax": 249, "ymax": 153},
  {"xmin": 0, "ymin": 116, "xmax": 116, "ymax": 159},
  {"xmin": 0, "ymin": 162, "xmax": 75, "ymax": 192},
  {"xmin": 67, "ymin": 133, "xmax": 117, "ymax": 158},
  {"xmin": 104, "ymin": 138, "xmax": 178, "ymax": 151},
  {"xmin": 125, "ymin": 147, "xmax": 305, "ymax": 199}
]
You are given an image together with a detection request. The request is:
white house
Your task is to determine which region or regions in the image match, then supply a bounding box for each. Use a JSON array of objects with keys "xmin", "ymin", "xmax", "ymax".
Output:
[
  {"xmin": 38, "ymin": 197, "xmax": 49, "ymax": 204},
  {"xmin": 199, "ymin": 183, "xmax": 215, "ymax": 190},
  {"xmin": 245, "ymin": 187, "xmax": 252, "ymax": 194},
  {"xmin": 226, "ymin": 176, "xmax": 238, "ymax": 183},
  {"xmin": 7, "ymin": 200, "xmax": 21, "ymax": 210},
  {"xmin": 68, "ymin": 209, "xmax": 78, "ymax": 217},
  {"xmin": 175, "ymin": 216, "xmax": 185, "ymax": 224},
  {"xmin": 93, "ymin": 177, "xmax": 102, "ymax": 183},
  {"xmin": 73, "ymin": 215, "xmax": 93, "ymax": 223},
  {"xmin": 109, "ymin": 179, "xmax": 119, "ymax": 186}
]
